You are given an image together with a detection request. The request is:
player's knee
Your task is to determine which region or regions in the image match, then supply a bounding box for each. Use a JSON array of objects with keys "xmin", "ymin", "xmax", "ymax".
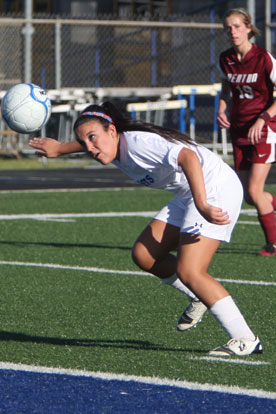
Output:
[
  {"xmin": 132, "ymin": 242, "xmax": 153, "ymax": 271},
  {"xmin": 247, "ymin": 185, "xmax": 259, "ymax": 205},
  {"xmin": 176, "ymin": 267, "xmax": 197, "ymax": 288}
]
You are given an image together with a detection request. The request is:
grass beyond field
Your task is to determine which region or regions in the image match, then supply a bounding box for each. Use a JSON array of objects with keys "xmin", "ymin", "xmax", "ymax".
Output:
[{"xmin": 0, "ymin": 187, "xmax": 275, "ymax": 393}]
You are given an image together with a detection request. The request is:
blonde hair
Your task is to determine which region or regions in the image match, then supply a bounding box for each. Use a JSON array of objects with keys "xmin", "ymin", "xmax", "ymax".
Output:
[{"xmin": 223, "ymin": 8, "xmax": 260, "ymax": 39}]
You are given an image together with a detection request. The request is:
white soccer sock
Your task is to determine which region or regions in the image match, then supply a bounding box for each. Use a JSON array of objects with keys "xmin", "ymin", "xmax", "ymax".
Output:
[
  {"xmin": 162, "ymin": 273, "xmax": 198, "ymax": 301},
  {"xmin": 210, "ymin": 296, "xmax": 255, "ymax": 340}
]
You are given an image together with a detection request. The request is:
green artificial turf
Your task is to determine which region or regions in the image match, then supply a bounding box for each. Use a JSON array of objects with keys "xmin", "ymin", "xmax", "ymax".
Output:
[{"xmin": 0, "ymin": 187, "xmax": 275, "ymax": 392}]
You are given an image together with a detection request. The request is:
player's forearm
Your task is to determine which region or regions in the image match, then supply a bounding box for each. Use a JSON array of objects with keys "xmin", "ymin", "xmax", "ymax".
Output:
[
  {"xmin": 217, "ymin": 96, "xmax": 231, "ymax": 129},
  {"xmin": 58, "ymin": 140, "xmax": 84, "ymax": 155},
  {"xmin": 218, "ymin": 98, "xmax": 228, "ymax": 115}
]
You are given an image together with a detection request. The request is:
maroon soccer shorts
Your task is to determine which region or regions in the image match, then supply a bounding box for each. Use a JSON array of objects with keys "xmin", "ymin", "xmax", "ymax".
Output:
[{"xmin": 233, "ymin": 142, "xmax": 276, "ymax": 171}]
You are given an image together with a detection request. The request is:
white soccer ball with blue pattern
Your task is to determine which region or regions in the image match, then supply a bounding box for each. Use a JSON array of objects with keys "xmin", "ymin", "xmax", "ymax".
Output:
[{"xmin": 1, "ymin": 83, "xmax": 51, "ymax": 134}]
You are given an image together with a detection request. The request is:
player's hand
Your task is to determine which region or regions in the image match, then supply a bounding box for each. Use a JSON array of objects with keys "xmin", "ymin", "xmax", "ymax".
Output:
[
  {"xmin": 247, "ymin": 119, "xmax": 265, "ymax": 144},
  {"xmin": 29, "ymin": 137, "xmax": 61, "ymax": 157},
  {"xmin": 198, "ymin": 203, "xmax": 230, "ymax": 225},
  {"xmin": 217, "ymin": 112, "xmax": 231, "ymax": 129}
]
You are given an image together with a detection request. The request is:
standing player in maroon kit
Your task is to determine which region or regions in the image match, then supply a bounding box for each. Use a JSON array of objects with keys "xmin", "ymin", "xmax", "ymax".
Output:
[{"xmin": 217, "ymin": 8, "xmax": 276, "ymax": 256}]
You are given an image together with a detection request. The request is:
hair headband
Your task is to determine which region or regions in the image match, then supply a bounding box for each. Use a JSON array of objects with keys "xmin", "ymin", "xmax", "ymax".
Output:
[
  {"xmin": 81, "ymin": 111, "xmax": 113, "ymax": 123},
  {"xmin": 226, "ymin": 8, "xmax": 251, "ymax": 24},
  {"xmin": 235, "ymin": 8, "xmax": 251, "ymax": 23}
]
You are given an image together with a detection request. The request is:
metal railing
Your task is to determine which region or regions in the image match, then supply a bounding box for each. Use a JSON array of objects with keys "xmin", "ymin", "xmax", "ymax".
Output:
[{"xmin": 0, "ymin": 84, "xmax": 232, "ymax": 158}]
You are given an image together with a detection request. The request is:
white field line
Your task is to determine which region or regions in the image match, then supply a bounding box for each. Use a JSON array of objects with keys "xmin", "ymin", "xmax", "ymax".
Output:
[
  {"xmin": 191, "ymin": 356, "xmax": 270, "ymax": 366},
  {"xmin": 238, "ymin": 221, "xmax": 258, "ymax": 225},
  {"xmin": 0, "ymin": 261, "xmax": 148, "ymax": 276},
  {"xmin": 0, "ymin": 212, "xmax": 156, "ymax": 220},
  {"xmin": 0, "ymin": 361, "xmax": 275, "ymax": 400},
  {"xmin": 0, "ymin": 261, "xmax": 275, "ymax": 287},
  {"xmin": 0, "ymin": 208, "xmax": 258, "ymax": 221}
]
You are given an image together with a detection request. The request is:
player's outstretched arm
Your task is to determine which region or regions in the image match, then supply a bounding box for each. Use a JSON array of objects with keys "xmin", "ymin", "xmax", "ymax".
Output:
[{"xmin": 29, "ymin": 137, "xmax": 83, "ymax": 158}]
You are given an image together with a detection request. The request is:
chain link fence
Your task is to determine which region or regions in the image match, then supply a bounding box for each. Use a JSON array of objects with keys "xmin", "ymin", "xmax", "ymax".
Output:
[
  {"xmin": 0, "ymin": 16, "xmax": 229, "ymax": 89},
  {"xmin": 0, "ymin": 12, "xmax": 270, "ymax": 156}
]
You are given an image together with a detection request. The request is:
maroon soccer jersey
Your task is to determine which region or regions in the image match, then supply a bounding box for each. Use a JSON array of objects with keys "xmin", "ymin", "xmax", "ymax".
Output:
[{"xmin": 219, "ymin": 44, "xmax": 276, "ymax": 132}]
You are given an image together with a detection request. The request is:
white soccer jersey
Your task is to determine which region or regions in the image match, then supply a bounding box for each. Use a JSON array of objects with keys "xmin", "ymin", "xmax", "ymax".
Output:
[
  {"xmin": 113, "ymin": 130, "xmax": 224, "ymax": 199},
  {"xmin": 112, "ymin": 130, "xmax": 243, "ymax": 242}
]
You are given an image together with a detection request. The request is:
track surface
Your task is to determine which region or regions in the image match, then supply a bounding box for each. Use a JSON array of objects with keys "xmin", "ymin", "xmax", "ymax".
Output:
[
  {"xmin": 0, "ymin": 164, "xmax": 275, "ymax": 190},
  {"xmin": 0, "ymin": 166, "xmax": 140, "ymax": 190}
]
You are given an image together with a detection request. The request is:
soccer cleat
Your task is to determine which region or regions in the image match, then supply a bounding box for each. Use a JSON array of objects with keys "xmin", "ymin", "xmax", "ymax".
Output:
[
  {"xmin": 259, "ymin": 242, "xmax": 276, "ymax": 256},
  {"xmin": 177, "ymin": 300, "xmax": 207, "ymax": 331},
  {"xmin": 209, "ymin": 337, "xmax": 263, "ymax": 357}
]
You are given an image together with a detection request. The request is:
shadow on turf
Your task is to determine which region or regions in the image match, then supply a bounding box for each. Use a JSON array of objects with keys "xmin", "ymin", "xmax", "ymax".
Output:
[
  {"xmin": 0, "ymin": 240, "xmax": 263, "ymax": 255},
  {"xmin": 217, "ymin": 242, "xmax": 262, "ymax": 255},
  {"xmin": 0, "ymin": 330, "xmax": 207, "ymax": 353},
  {"xmin": 0, "ymin": 240, "xmax": 131, "ymax": 251}
]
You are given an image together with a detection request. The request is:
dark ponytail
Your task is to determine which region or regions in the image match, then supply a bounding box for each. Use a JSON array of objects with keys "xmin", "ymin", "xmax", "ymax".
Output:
[{"xmin": 74, "ymin": 101, "xmax": 194, "ymax": 145}]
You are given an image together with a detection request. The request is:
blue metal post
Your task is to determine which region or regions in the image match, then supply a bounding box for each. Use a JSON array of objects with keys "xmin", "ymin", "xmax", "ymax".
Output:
[
  {"xmin": 189, "ymin": 88, "xmax": 196, "ymax": 139},
  {"xmin": 213, "ymin": 91, "xmax": 219, "ymax": 138},
  {"xmin": 178, "ymin": 93, "xmax": 186, "ymax": 133}
]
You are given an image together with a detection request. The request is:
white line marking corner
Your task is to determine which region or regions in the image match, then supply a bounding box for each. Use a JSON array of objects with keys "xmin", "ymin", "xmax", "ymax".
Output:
[{"xmin": 0, "ymin": 361, "xmax": 275, "ymax": 400}]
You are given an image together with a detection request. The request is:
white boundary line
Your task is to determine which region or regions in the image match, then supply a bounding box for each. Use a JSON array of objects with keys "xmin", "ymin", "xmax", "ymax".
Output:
[
  {"xmin": 191, "ymin": 356, "xmax": 270, "ymax": 366},
  {"xmin": 0, "ymin": 261, "xmax": 275, "ymax": 286},
  {"xmin": 0, "ymin": 260, "xmax": 147, "ymax": 276},
  {"xmin": 0, "ymin": 209, "xmax": 259, "ymax": 221},
  {"xmin": 0, "ymin": 212, "xmax": 156, "ymax": 220},
  {"xmin": 0, "ymin": 361, "xmax": 275, "ymax": 400},
  {"xmin": 238, "ymin": 221, "xmax": 258, "ymax": 225}
]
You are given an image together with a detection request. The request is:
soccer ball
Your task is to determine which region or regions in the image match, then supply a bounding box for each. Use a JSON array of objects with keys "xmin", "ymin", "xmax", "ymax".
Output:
[{"xmin": 1, "ymin": 83, "xmax": 51, "ymax": 134}]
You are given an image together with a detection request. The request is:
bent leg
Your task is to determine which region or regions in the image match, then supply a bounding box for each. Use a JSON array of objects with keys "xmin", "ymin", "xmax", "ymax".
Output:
[
  {"xmin": 177, "ymin": 233, "xmax": 255, "ymax": 341},
  {"xmin": 247, "ymin": 163, "xmax": 273, "ymax": 214},
  {"xmin": 132, "ymin": 218, "xmax": 200, "ymax": 301},
  {"xmin": 132, "ymin": 218, "xmax": 179, "ymax": 278},
  {"xmin": 176, "ymin": 233, "xmax": 228, "ymax": 307}
]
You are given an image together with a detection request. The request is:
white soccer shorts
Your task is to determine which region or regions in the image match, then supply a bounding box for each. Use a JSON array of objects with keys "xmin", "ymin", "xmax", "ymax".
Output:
[{"xmin": 154, "ymin": 167, "xmax": 243, "ymax": 243}]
